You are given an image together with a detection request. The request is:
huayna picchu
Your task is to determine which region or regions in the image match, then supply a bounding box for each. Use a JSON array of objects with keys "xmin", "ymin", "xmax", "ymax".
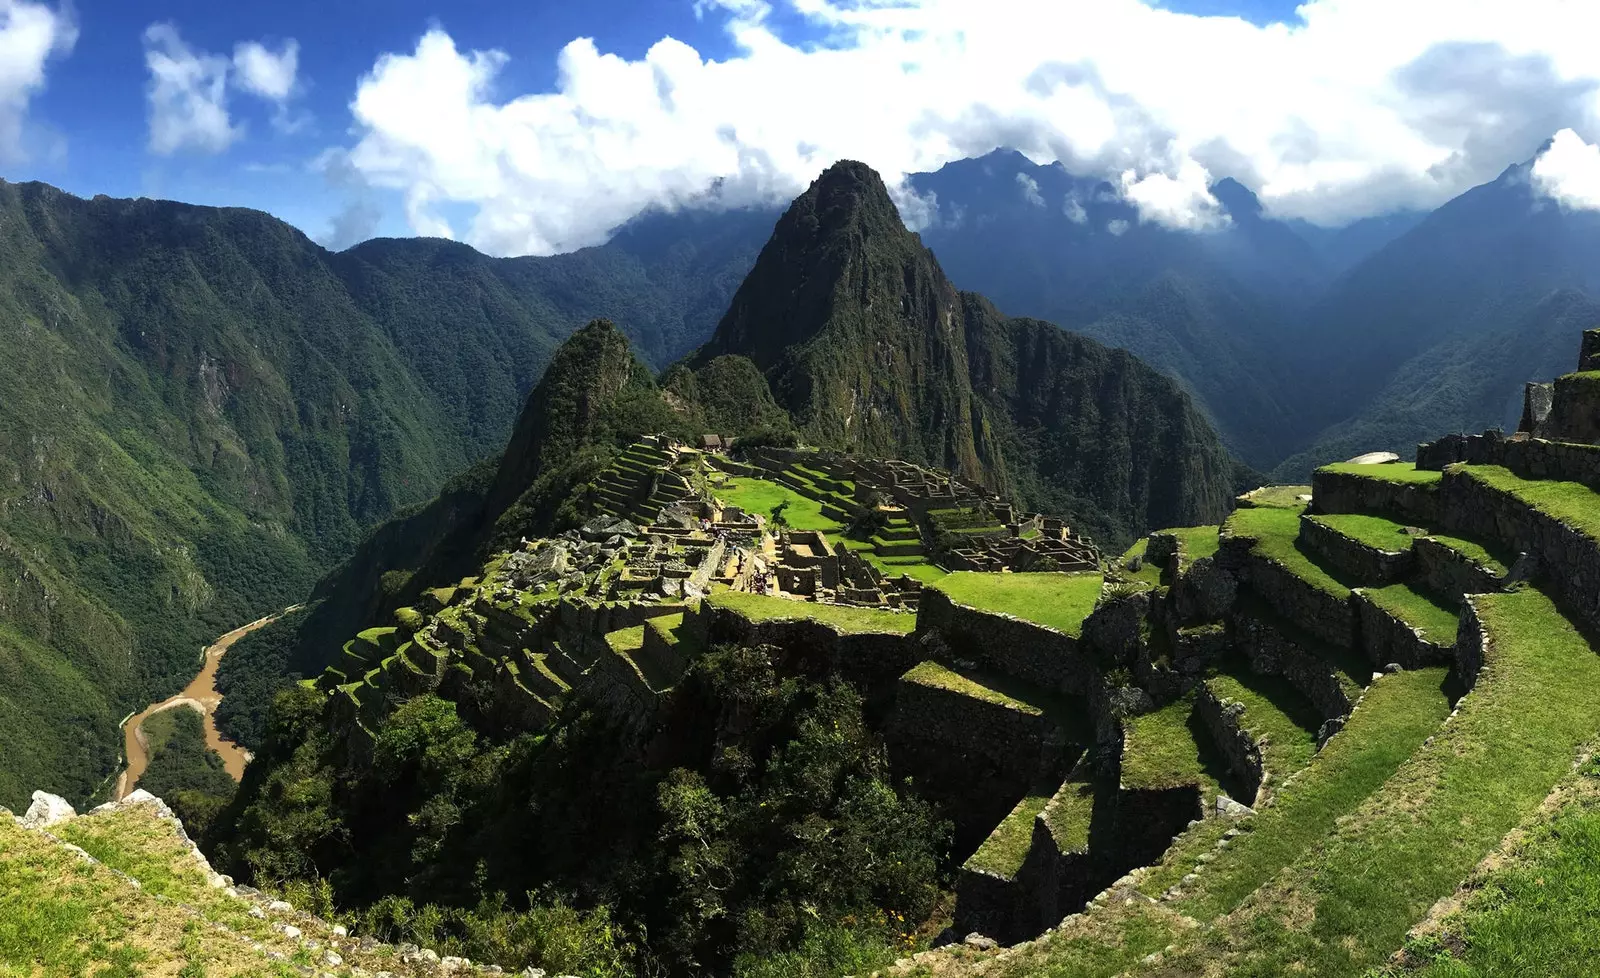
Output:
[{"xmin": 13, "ymin": 157, "xmax": 1600, "ymax": 978}]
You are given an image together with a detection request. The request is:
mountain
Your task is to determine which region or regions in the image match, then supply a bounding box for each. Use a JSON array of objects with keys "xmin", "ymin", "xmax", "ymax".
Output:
[
  {"xmin": 695, "ymin": 159, "xmax": 1250, "ymax": 542},
  {"xmin": 1277, "ymin": 157, "xmax": 1600, "ymax": 476},
  {"xmin": 0, "ymin": 181, "xmax": 764, "ymax": 811}
]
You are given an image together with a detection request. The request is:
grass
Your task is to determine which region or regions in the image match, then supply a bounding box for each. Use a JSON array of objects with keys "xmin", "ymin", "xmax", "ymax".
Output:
[
  {"xmin": 1114, "ymin": 537, "xmax": 1166, "ymax": 588},
  {"xmin": 902, "ymin": 661, "xmax": 1045, "ymax": 715},
  {"xmin": 1121, "ymin": 693, "xmax": 1224, "ymax": 794},
  {"xmin": 1307, "ymin": 512, "xmax": 1421, "ymax": 552},
  {"xmin": 985, "ymin": 668, "xmax": 1452, "ymax": 978},
  {"xmin": 1205, "ymin": 669, "xmax": 1320, "ymax": 783},
  {"xmin": 1404, "ymin": 755, "xmax": 1600, "ymax": 977},
  {"xmin": 1455, "ymin": 465, "xmax": 1600, "ymax": 542},
  {"xmin": 1042, "ymin": 779, "xmax": 1096, "ymax": 852},
  {"xmin": 1225, "ymin": 504, "xmax": 1355, "ymax": 599},
  {"xmin": 708, "ymin": 590, "xmax": 917, "ymax": 635},
  {"xmin": 1240, "ymin": 485, "xmax": 1312, "ymax": 509},
  {"xmin": 931, "ymin": 571, "xmax": 1104, "ymax": 637},
  {"xmin": 1316, "ymin": 462, "xmax": 1444, "ymax": 485},
  {"xmin": 1169, "ymin": 525, "xmax": 1221, "ymax": 563},
  {"xmin": 1360, "ymin": 582, "xmax": 1461, "ymax": 645},
  {"xmin": 714, "ymin": 477, "xmax": 843, "ymax": 531},
  {"xmin": 965, "ymin": 787, "xmax": 1054, "ymax": 878},
  {"xmin": 604, "ymin": 625, "xmax": 646, "ymax": 654},
  {"xmin": 1423, "ymin": 533, "xmax": 1513, "ymax": 577},
  {"xmin": 1142, "ymin": 587, "xmax": 1600, "ymax": 977}
]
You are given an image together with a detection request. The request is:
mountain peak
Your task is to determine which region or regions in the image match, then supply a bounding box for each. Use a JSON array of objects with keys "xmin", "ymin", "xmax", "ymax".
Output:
[
  {"xmin": 1210, "ymin": 177, "xmax": 1264, "ymax": 219},
  {"xmin": 798, "ymin": 159, "xmax": 904, "ymax": 236}
]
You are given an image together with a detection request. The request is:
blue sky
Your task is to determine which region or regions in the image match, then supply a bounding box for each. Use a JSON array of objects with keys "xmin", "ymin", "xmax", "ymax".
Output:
[{"xmin": 1, "ymin": 0, "xmax": 1594, "ymax": 256}]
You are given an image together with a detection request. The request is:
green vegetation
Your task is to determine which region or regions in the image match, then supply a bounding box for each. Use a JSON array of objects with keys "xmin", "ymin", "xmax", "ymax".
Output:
[
  {"xmin": 1224, "ymin": 504, "xmax": 1354, "ymax": 598},
  {"xmin": 708, "ymin": 590, "xmax": 917, "ymax": 635},
  {"xmin": 1401, "ymin": 756, "xmax": 1600, "ymax": 977},
  {"xmin": 714, "ymin": 477, "xmax": 841, "ymax": 532},
  {"xmin": 1456, "ymin": 465, "xmax": 1600, "ymax": 541},
  {"xmin": 931, "ymin": 572, "xmax": 1104, "ymax": 637},
  {"xmin": 965, "ymin": 788, "xmax": 1053, "ymax": 878},
  {"xmin": 903, "ymin": 661, "xmax": 1043, "ymax": 714},
  {"xmin": 1308, "ymin": 512, "xmax": 1420, "ymax": 551},
  {"xmin": 1141, "ymin": 587, "xmax": 1600, "ymax": 976},
  {"xmin": 1170, "ymin": 525, "xmax": 1221, "ymax": 563},
  {"xmin": 1238, "ymin": 485, "xmax": 1311, "ymax": 509},
  {"xmin": 1204, "ymin": 670, "xmax": 1320, "ymax": 780},
  {"xmin": 135, "ymin": 707, "xmax": 237, "ymax": 838},
  {"xmin": 1424, "ymin": 533, "xmax": 1512, "ymax": 576},
  {"xmin": 1316, "ymin": 462, "xmax": 1443, "ymax": 485},
  {"xmin": 1042, "ymin": 780, "xmax": 1096, "ymax": 852},
  {"xmin": 1120, "ymin": 694, "xmax": 1223, "ymax": 793},
  {"xmin": 1360, "ymin": 582, "xmax": 1461, "ymax": 645}
]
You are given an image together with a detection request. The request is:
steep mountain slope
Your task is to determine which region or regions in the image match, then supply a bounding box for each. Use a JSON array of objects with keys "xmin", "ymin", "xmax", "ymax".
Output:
[
  {"xmin": 0, "ymin": 181, "xmax": 762, "ymax": 811},
  {"xmin": 1281, "ymin": 157, "xmax": 1600, "ymax": 475},
  {"xmin": 694, "ymin": 160, "xmax": 1249, "ymax": 541}
]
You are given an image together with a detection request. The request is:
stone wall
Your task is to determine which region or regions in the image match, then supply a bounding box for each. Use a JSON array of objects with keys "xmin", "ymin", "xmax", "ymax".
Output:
[
  {"xmin": 700, "ymin": 605, "xmax": 918, "ymax": 693},
  {"xmin": 1239, "ymin": 552, "xmax": 1356, "ymax": 649},
  {"xmin": 1521, "ymin": 382, "xmax": 1555, "ymax": 439},
  {"xmin": 1171, "ymin": 557, "xmax": 1238, "ymax": 624},
  {"xmin": 1438, "ymin": 468, "xmax": 1600, "ymax": 633},
  {"xmin": 1229, "ymin": 610, "xmax": 1354, "ymax": 721},
  {"xmin": 1298, "ymin": 515, "xmax": 1414, "ymax": 584},
  {"xmin": 1412, "ymin": 537, "xmax": 1506, "ymax": 601},
  {"xmin": 1352, "ymin": 591, "xmax": 1454, "ymax": 669},
  {"xmin": 1195, "ymin": 683, "xmax": 1264, "ymax": 805},
  {"xmin": 917, "ymin": 587, "xmax": 1097, "ymax": 694},
  {"xmin": 1551, "ymin": 372, "xmax": 1600, "ymax": 445},
  {"xmin": 1310, "ymin": 469, "xmax": 1440, "ymax": 524},
  {"xmin": 1425, "ymin": 428, "xmax": 1600, "ymax": 489},
  {"xmin": 1456, "ymin": 595, "xmax": 1489, "ymax": 691},
  {"xmin": 1108, "ymin": 785, "xmax": 1205, "ymax": 870}
]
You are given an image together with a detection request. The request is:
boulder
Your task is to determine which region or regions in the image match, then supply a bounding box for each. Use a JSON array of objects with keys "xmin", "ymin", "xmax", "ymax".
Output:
[
  {"xmin": 1344, "ymin": 451, "xmax": 1401, "ymax": 465},
  {"xmin": 21, "ymin": 791, "xmax": 76, "ymax": 828}
]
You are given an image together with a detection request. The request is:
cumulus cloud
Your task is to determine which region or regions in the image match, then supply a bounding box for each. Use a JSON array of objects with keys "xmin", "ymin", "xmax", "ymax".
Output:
[
  {"xmin": 1062, "ymin": 193, "xmax": 1087, "ymax": 224},
  {"xmin": 234, "ymin": 39, "xmax": 306, "ymax": 132},
  {"xmin": 338, "ymin": 0, "xmax": 1600, "ymax": 256},
  {"xmin": 1015, "ymin": 172, "xmax": 1044, "ymax": 206},
  {"xmin": 1532, "ymin": 128, "xmax": 1600, "ymax": 210},
  {"xmin": 145, "ymin": 26, "xmax": 307, "ymax": 155},
  {"xmin": 0, "ymin": 0, "xmax": 76, "ymax": 161}
]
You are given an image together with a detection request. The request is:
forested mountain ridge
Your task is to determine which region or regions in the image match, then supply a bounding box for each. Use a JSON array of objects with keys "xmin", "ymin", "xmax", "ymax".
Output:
[
  {"xmin": 0, "ymin": 179, "xmax": 763, "ymax": 810},
  {"xmin": 696, "ymin": 160, "xmax": 1251, "ymax": 540}
]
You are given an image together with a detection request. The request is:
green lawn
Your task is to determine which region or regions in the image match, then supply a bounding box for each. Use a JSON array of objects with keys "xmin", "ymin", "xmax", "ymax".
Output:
[
  {"xmin": 1360, "ymin": 582, "xmax": 1461, "ymax": 645},
  {"xmin": 1423, "ymin": 533, "xmax": 1512, "ymax": 577},
  {"xmin": 1406, "ymin": 756, "xmax": 1600, "ymax": 977},
  {"xmin": 965, "ymin": 787, "xmax": 1054, "ymax": 878},
  {"xmin": 932, "ymin": 571, "xmax": 1104, "ymax": 637},
  {"xmin": 1114, "ymin": 537, "xmax": 1166, "ymax": 588},
  {"xmin": 1205, "ymin": 670, "xmax": 1320, "ymax": 785},
  {"xmin": 1455, "ymin": 465, "xmax": 1600, "ymax": 542},
  {"xmin": 1120, "ymin": 693, "xmax": 1224, "ymax": 794},
  {"xmin": 1141, "ymin": 586, "xmax": 1600, "ymax": 977},
  {"xmin": 1316, "ymin": 462, "xmax": 1444, "ymax": 485},
  {"xmin": 1307, "ymin": 512, "xmax": 1420, "ymax": 552},
  {"xmin": 714, "ymin": 477, "xmax": 842, "ymax": 531},
  {"xmin": 708, "ymin": 590, "xmax": 917, "ymax": 635},
  {"xmin": 1224, "ymin": 504, "xmax": 1355, "ymax": 599},
  {"xmin": 1169, "ymin": 525, "xmax": 1221, "ymax": 563},
  {"xmin": 1239, "ymin": 485, "xmax": 1313, "ymax": 509}
]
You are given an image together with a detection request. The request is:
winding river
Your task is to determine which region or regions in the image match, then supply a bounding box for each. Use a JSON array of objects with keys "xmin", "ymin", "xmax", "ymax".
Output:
[{"xmin": 114, "ymin": 605, "xmax": 300, "ymax": 801}]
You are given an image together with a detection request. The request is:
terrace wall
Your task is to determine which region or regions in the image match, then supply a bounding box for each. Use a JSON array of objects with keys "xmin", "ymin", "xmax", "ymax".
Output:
[
  {"xmin": 917, "ymin": 588, "xmax": 1097, "ymax": 694},
  {"xmin": 1412, "ymin": 537, "xmax": 1506, "ymax": 601},
  {"xmin": 1229, "ymin": 611, "xmax": 1354, "ymax": 722},
  {"xmin": 1353, "ymin": 591, "xmax": 1455, "ymax": 669},
  {"xmin": 1237, "ymin": 552, "xmax": 1357, "ymax": 649},
  {"xmin": 1195, "ymin": 683, "xmax": 1265, "ymax": 805},
  {"xmin": 1298, "ymin": 515, "xmax": 1414, "ymax": 584},
  {"xmin": 1310, "ymin": 470, "xmax": 1439, "ymax": 524}
]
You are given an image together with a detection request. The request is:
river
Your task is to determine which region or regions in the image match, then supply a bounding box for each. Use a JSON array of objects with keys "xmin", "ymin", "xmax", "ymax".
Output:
[{"xmin": 114, "ymin": 605, "xmax": 300, "ymax": 801}]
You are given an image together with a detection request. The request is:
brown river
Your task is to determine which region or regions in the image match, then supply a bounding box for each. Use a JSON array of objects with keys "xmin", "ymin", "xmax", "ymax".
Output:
[{"xmin": 114, "ymin": 605, "xmax": 300, "ymax": 801}]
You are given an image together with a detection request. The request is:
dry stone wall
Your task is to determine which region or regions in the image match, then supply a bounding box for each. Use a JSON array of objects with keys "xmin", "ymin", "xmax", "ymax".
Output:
[
  {"xmin": 1413, "ymin": 537, "xmax": 1507, "ymax": 601},
  {"xmin": 1238, "ymin": 552, "xmax": 1356, "ymax": 649},
  {"xmin": 1299, "ymin": 515, "xmax": 1414, "ymax": 584},
  {"xmin": 1352, "ymin": 591, "xmax": 1455, "ymax": 669},
  {"xmin": 916, "ymin": 588, "xmax": 1096, "ymax": 694},
  {"xmin": 1229, "ymin": 610, "xmax": 1353, "ymax": 722},
  {"xmin": 1195, "ymin": 683, "xmax": 1265, "ymax": 805},
  {"xmin": 1311, "ymin": 470, "xmax": 1440, "ymax": 524}
]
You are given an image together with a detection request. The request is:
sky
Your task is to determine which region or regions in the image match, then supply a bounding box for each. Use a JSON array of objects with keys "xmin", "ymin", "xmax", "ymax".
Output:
[{"xmin": 5, "ymin": 0, "xmax": 1600, "ymax": 257}]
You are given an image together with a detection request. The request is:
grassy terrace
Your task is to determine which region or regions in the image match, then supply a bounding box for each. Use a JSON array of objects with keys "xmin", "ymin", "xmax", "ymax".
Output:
[
  {"xmin": 1121, "ymin": 693, "xmax": 1225, "ymax": 794},
  {"xmin": 1043, "ymin": 779, "xmax": 1096, "ymax": 852},
  {"xmin": 1225, "ymin": 504, "xmax": 1355, "ymax": 599},
  {"xmin": 1407, "ymin": 755, "xmax": 1600, "ymax": 976},
  {"xmin": 605, "ymin": 625, "xmax": 646, "ymax": 655},
  {"xmin": 902, "ymin": 659, "xmax": 1076, "ymax": 718},
  {"xmin": 1360, "ymin": 582, "xmax": 1461, "ymax": 645},
  {"xmin": 980, "ymin": 668, "xmax": 1451, "ymax": 978},
  {"xmin": 1316, "ymin": 461, "xmax": 1444, "ymax": 485},
  {"xmin": 708, "ymin": 589, "xmax": 917, "ymax": 634},
  {"xmin": 931, "ymin": 571, "xmax": 1103, "ymax": 637},
  {"xmin": 1169, "ymin": 525, "xmax": 1221, "ymax": 563},
  {"xmin": 1307, "ymin": 512, "xmax": 1419, "ymax": 551},
  {"xmin": 1115, "ymin": 537, "xmax": 1166, "ymax": 588},
  {"xmin": 1455, "ymin": 464, "xmax": 1600, "ymax": 541},
  {"xmin": 1240, "ymin": 484, "xmax": 1312, "ymax": 509},
  {"xmin": 1138, "ymin": 587, "xmax": 1600, "ymax": 977},
  {"xmin": 1425, "ymin": 532, "xmax": 1513, "ymax": 576},
  {"xmin": 965, "ymin": 786, "xmax": 1054, "ymax": 878},
  {"xmin": 1205, "ymin": 670, "xmax": 1320, "ymax": 782}
]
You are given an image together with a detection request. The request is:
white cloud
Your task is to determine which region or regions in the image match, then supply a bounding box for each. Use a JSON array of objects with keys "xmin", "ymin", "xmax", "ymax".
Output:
[
  {"xmin": 339, "ymin": 0, "xmax": 1600, "ymax": 256},
  {"xmin": 1119, "ymin": 156, "xmax": 1230, "ymax": 230},
  {"xmin": 1107, "ymin": 218, "xmax": 1130, "ymax": 236},
  {"xmin": 1062, "ymin": 193, "xmax": 1087, "ymax": 223},
  {"xmin": 0, "ymin": 0, "xmax": 76, "ymax": 161},
  {"xmin": 1532, "ymin": 128, "xmax": 1600, "ymax": 210},
  {"xmin": 1015, "ymin": 171, "xmax": 1044, "ymax": 206},
  {"xmin": 144, "ymin": 24, "xmax": 239, "ymax": 155},
  {"xmin": 145, "ymin": 27, "xmax": 307, "ymax": 155}
]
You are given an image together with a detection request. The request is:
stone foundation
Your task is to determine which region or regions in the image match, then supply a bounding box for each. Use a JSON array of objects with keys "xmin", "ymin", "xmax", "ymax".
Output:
[{"xmin": 1298, "ymin": 515, "xmax": 1414, "ymax": 584}]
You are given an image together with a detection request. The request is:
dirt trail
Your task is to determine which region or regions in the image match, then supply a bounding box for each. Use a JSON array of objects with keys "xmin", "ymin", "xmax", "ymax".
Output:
[{"xmin": 115, "ymin": 606, "xmax": 300, "ymax": 801}]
